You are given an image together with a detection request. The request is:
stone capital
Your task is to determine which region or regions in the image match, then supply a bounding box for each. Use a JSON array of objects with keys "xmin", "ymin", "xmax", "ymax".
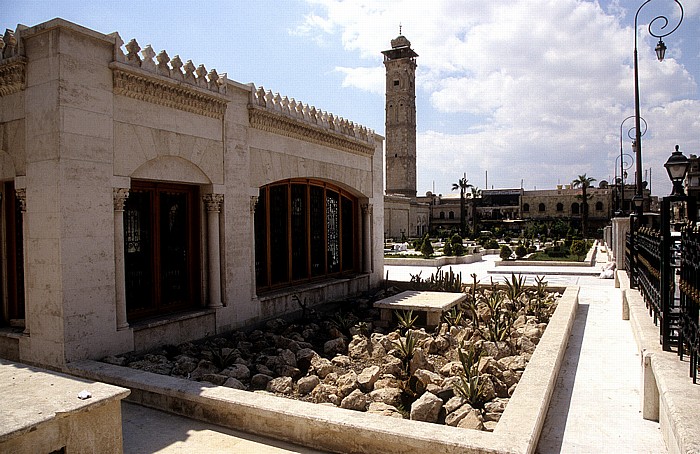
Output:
[
  {"xmin": 361, "ymin": 203, "xmax": 373, "ymax": 215},
  {"xmin": 250, "ymin": 195, "xmax": 259, "ymax": 214},
  {"xmin": 113, "ymin": 188, "xmax": 130, "ymax": 211},
  {"xmin": 203, "ymin": 193, "xmax": 224, "ymax": 212},
  {"xmin": 15, "ymin": 188, "xmax": 26, "ymax": 211}
]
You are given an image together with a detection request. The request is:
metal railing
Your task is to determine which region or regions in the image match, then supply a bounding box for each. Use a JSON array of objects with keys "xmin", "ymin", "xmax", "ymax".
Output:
[
  {"xmin": 679, "ymin": 223, "xmax": 700, "ymax": 383},
  {"xmin": 625, "ymin": 201, "xmax": 698, "ymax": 383}
]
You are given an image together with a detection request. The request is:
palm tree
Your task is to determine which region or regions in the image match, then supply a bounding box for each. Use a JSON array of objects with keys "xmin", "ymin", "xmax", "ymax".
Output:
[
  {"xmin": 468, "ymin": 186, "xmax": 482, "ymax": 235},
  {"xmin": 452, "ymin": 175, "xmax": 473, "ymax": 237},
  {"xmin": 572, "ymin": 174, "xmax": 596, "ymax": 238}
]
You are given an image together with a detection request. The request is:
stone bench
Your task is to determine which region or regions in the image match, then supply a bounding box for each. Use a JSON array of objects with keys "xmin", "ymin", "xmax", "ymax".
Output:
[
  {"xmin": 374, "ymin": 290, "xmax": 467, "ymax": 328},
  {"xmin": 0, "ymin": 359, "xmax": 130, "ymax": 454}
]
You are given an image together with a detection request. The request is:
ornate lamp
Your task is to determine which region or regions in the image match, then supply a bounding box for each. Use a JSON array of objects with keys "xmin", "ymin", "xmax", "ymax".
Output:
[{"xmin": 664, "ymin": 144, "xmax": 689, "ymax": 196}]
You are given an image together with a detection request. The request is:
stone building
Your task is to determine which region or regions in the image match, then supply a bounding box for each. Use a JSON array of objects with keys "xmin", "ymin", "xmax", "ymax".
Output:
[
  {"xmin": 521, "ymin": 184, "xmax": 613, "ymax": 233},
  {"xmin": 381, "ymin": 33, "xmax": 429, "ymax": 239},
  {"xmin": 0, "ymin": 19, "xmax": 384, "ymax": 368}
]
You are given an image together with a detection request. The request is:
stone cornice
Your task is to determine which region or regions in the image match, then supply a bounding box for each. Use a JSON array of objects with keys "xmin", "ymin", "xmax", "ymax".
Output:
[
  {"xmin": 110, "ymin": 62, "xmax": 228, "ymax": 119},
  {"xmin": 248, "ymin": 105, "xmax": 375, "ymax": 157},
  {"xmin": 0, "ymin": 57, "xmax": 27, "ymax": 97}
]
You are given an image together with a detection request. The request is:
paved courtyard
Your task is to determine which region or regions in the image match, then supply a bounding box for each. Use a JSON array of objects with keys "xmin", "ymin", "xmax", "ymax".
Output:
[{"xmin": 122, "ymin": 251, "xmax": 666, "ymax": 453}]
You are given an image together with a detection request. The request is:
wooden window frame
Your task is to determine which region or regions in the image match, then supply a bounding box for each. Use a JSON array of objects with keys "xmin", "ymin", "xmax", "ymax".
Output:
[{"xmin": 256, "ymin": 179, "xmax": 359, "ymax": 292}]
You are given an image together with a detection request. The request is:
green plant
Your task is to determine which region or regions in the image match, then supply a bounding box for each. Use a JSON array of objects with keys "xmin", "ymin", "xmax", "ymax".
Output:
[
  {"xmin": 420, "ymin": 234, "xmax": 434, "ymax": 258},
  {"xmin": 353, "ymin": 321, "xmax": 370, "ymax": 338},
  {"xmin": 466, "ymin": 273, "xmax": 480, "ymax": 328},
  {"xmin": 500, "ymin": 245, "xmax": 513, "ymax": 260},
  {"xmin": 514, "ymin": 244, "xmax": 527, "ymax": 258},
  {"xmin": 210, "ymin": 347, "xmax": 238, "ymax": 370},
  {"xmin": 330, "ymin": 311, "xmax": 356, "ymax": 337},
  {"xmin": 451, "ymin": 234, "xmax": 465, "ymax": 256},
  {"xmin": 394, "ymin": 330, "xmax": 417, "ymax": 372},
  {"xmin": 481, "ymin": 289, "xmax": 516, "ymax": 343},
  {"xmin": 442, "ymin": 307, "xmax": 464, "ymax": 327},
  {"xmin": 570, "ymin": 239, "xmax": 587, "ymax": 259},
  {"xmin": 443, "ymin": 241, "xmax": 453, "ymax": 256},
  {"xmin": 396, "ymin": 309, "xmax": 418, "ymax": 334},
  {"xmin": 504, "ymin": 273, "xmax": 527, "ymax": 306},
  {"xmin": 292, "ymin": 294, "xmax": 309, "ymax": 321},
  {"xmin": 453, "ymin": 341, "xmax": 486, "ymax": 409}
]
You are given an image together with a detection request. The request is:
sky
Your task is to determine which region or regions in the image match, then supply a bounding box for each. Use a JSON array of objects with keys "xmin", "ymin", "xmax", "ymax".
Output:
[{"xmin": 4, "ymin": 0, "xmax": 699, "ymax": 197}]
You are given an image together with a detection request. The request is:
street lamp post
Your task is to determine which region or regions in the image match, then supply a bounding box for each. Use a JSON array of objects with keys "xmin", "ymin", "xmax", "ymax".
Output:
[
  {"xmin": 631, "ymin": 0, "xmax": 683, "ymax": 287},
  {"xmin": 619, "ymin": 115, "xmax": 645, "ymax": 215}
]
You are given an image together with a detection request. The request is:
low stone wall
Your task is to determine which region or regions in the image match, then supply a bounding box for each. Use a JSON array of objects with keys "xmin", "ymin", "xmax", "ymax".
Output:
[
  {"xmin": 384, "ymin": 252, "xmax": 483, "ymax": 267},
  {"xmin": 618, "ymin": 271, "xmax": 700, "ymax": 454},
  {"xmin": 0, "ymin": 359, "xmax": 130, "ymax": 454},
  {"xmin": 68, "ymin": 286, "xmax": 579, "ymax": 454}
]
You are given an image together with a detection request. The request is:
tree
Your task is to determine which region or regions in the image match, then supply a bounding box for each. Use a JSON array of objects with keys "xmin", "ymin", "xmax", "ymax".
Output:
[
  {"xmin": 452, "ymin": 175, "xmax": 473, "ymax": 237},
  {"xmin": 420, "ymin": 234, "xmax": 434, "ymax": 258},
  {"xmin": 514, "ymin": 244, "xmax": 527, "ymax": 259},
  {"xmin": 572, "ymin": 174, "xmax": 596, "ymax": 239},
  {"xmin": 570, "ymin": 239, "xmax": 587, "ymax": 260},
  {"xmin": 451, "ymin": 233, "xmax": 465, "ymax": 256},
  {"xmin": 500, "ymin": 245, "xmax": 513, "ymax": 261},
  {"xmin": 468, "ymin": 186, "xmax": 482, "ymax": 236}
]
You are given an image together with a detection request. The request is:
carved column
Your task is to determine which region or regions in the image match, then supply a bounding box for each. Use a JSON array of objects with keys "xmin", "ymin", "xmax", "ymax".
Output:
[
  {"xmin": 15, "ymin": 189, "xmax": 29, "ymax": 334},
  {"xmin": 250, "ymin": 196, "xmax": 259, "ymax": 300},
  {"xmin": 361, "ymin": 203, "xmax": 373, "ymax": 273},
  {"xmin": 113, "ymin": 188, "xmax": 129, "ymax": 330},
  {"xmin": 204, "ymin": 194, "xmax": 224, "ymax": 308}
]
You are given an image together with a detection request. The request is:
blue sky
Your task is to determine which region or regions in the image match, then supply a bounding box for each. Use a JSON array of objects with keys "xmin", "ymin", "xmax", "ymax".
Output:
[{"xmin": 4, "ymin": 0, "xmax": 699, "ymax": 196}]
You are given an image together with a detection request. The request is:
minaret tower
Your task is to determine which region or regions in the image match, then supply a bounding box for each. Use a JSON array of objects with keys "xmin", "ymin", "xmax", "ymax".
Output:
[{"xmin": 382, "ymin": 30, "xmax": 418, "ymax": 198}]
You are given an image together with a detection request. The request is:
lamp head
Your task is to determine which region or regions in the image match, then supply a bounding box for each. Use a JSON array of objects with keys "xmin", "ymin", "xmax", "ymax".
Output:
[
  {"xmin": 664, "ymin": 144, "xmax": 689, "ymax": 196},
  {"xmin": 655, "ymin": 39, "xmax": 667, "ymax": 62}
]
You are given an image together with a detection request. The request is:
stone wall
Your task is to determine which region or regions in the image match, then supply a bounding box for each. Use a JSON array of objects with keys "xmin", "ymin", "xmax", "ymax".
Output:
[{"xmin": 0, "ymin": 18, "xmax": 384, "ymax": 368}]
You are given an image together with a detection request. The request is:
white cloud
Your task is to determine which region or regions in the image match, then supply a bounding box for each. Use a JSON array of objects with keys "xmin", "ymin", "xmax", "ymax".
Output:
[{"xmin": 300, "ymin": 0, "xmax": 700, "ymax": 196}]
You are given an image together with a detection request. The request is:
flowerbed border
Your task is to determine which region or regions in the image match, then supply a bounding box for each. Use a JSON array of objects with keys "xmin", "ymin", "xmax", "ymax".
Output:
[{"xmin": 66, "ymin": 286, "xmax": 579, "ymax": 454}]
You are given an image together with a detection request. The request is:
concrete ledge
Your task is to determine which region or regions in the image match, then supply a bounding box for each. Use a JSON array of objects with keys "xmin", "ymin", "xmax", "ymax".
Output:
[
  {"xmin": 68, "ymin": 286, "xmax": 579, "ymax": 454},
  {"xmin": 384, "ymin": 252, "xmax": 483, "ymax": 267},
  {"xmin": 620, "ymin": 279, "xmax": 700, "ymax": 454},
  {"xmin": 0, "ymin": 359, "xmax": 130, "ymax": 454}
]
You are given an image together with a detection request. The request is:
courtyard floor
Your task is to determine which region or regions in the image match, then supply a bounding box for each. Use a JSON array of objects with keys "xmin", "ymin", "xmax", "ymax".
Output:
[{"xmin": 122, "ymin": 251, "xmax": 666, "ymax": 453}]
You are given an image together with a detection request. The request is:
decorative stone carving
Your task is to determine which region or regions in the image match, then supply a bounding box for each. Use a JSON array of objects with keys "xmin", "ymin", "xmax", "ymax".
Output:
[
  {"xmin": 15, "ymin": 188, "xmax": 26, "ymax": 211},
  {"xmin": 113, "ymin": 188, "xmax": 129, "ymax": 211},
  {"xmin": 250, "ymin": 196, "xmax": 259, "ymax": 214},
  {"xmin": 112, "ymin": 67, "xmax": 227, "ymax": 119},
  {"xmin": 117, "ymin": 37, "xmax": 226, "ymax": 95},
  {"xmin": 203, "ymin": 193, "xmax": 224, "ymax": 212},
  {"xmin": 249, "ymin": 85, "xmax": 375, "ymax": 157},
  {"xmin": 362, "ymin": 203, "xmax": 373, "ymax": 215},
  {"xmin": 124, "ymin": 39, "xmax": 141, "ymax": 66},
  {"xmin": 0, "ymin": 28, "xmax": 27, "ymax": 97},
  {"xmin": 156, "ymin": 50, "xmax": 170, "ymax": 77}
]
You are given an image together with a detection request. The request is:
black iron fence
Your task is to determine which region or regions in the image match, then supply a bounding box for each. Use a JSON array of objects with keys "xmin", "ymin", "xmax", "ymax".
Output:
[
  {"xmin": 679, "ymin": 223, "xmax": 700, "ymax": 383},
  {"xmin": 626, "ymin": 206, "xmax": 699, "ymax": 384}
]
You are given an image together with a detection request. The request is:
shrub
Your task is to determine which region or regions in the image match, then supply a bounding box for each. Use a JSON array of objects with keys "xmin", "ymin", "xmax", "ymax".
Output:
[
  {"xmin": 570, "ymin": 239, "xmax": 587, "ymax": 259},
  {"xmin": 514, "ymin": 244, "xmax": 527, "ymax": 258},
  {"xmin": 499, "ymin": 245, "xmax": 513, "ymax": 261},
  {"xmin": 451, "ymin": 234, "xmax": 464, "ymax": 256},
  {"xmin": 484, "ymin": 239, "xmax": 499, "ymax": 250},
  {"xmin": 420, "ymin": 234, "xmax": 434, "ymax": 258},
  {"xmin": 443, "ymin": 241, "xmax": 453, "ymax": 256}
]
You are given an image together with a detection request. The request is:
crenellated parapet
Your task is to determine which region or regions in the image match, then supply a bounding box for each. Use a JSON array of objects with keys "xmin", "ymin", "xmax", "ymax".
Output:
[
  {"xmin": 110, "ymin": 35, "xmax": 228, "ymax": 119},
  {"xmin": 0, "ymin": 28, "xmax": 27, "ymax": 97},
  {"xmin": 248, "ymin": 85, "xmax": 376, "ymax": 156}
]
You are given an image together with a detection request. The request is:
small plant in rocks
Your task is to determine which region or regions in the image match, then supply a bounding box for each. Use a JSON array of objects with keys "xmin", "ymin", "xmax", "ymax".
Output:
[{"xmin": 395, "ymin": 309, "xmax": 418, "ymax": 334}]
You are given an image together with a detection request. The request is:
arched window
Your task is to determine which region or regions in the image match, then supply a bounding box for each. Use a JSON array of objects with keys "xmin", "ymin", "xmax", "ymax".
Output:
[
  {"xmin": 556, "ymin": 203, "xmax": 564, "ymax": 212},
  {"xmin": 538, "ymin": 203, "xmax": 546, "ymax": 212},
  {"xmin": 571, "ymin": 203, "xmax": 580, "ymax": 215},
  {"xmin": 255, "ymin": 179, "xmax": 357, "ymax": 291},
  {"xmin": 595, "ymin": 201, "xmax": 604, "ymax": 211},
  {"xmin": 439, "ymin": 211, "xmax": 445, "ymax": 219},
  {"xmin": 522, "ymin": 203, "xmax": 530, "ymax": 212},
  {"xmin": 449, "ymin": 211, "xmax": 455, "ymax": 219}
]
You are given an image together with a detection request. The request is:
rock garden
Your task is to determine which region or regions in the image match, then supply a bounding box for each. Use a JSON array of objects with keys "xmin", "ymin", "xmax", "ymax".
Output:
[{"xmin": 104, "ymin": 272, "xmax": 559, "ymax": 432}]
